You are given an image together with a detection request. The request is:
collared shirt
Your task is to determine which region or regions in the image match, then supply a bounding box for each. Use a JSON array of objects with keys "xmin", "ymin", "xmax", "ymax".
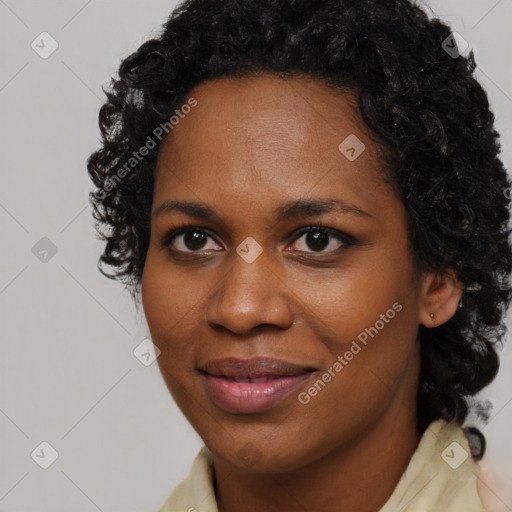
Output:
[{"xmin": 158, "ymin": 419, "xmax": 487, "ymax": 512}]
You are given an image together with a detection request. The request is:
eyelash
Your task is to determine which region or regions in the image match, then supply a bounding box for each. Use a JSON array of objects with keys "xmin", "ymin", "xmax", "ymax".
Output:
[{"xmin": 160, "ymin": 225, "xmax": 358, "ymax": 256}]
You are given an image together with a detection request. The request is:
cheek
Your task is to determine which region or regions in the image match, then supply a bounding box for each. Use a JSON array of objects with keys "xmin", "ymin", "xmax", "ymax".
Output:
[
  {"xmin": 290, "ymin": 249, "xmax": 420, "ymax": 406},
  {"xmin": 290, "ymin": 251, "xmax": 418, "ymax": 349},
  {"xmin": 141, "ymin": 252, "xmax": 198, "ymax": 367},
  {"xmin": 142, "ymin": 250, "xmax": 200, "ymax": 332},
  {"xmin": 291, "ymin": 289, "xmax": 420, "ymax": 454},
  {"xmin": 141, "ymin": 253, "xmax": 205, "ymax": 411}
]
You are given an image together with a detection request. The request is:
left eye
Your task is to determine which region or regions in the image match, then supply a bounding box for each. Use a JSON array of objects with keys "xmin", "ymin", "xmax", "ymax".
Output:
[{"xmin": 289, "ymin": 227, "xmax": 350, "ymax": 253}]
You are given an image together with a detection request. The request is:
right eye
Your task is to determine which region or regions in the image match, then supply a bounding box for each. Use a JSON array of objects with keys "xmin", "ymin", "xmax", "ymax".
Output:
[{"xmin": 161, "ymin": 226, "xmax": 223, "ymax": 253}]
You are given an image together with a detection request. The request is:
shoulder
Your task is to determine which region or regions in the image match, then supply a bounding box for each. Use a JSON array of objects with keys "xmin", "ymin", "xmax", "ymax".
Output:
[
  {"xmin": 477, "ymin": 461, "xmax": 512, "ymax": 512},
  {"xmin": 462, "ymin": 425, "xmax": 511, "ymax": 512}
]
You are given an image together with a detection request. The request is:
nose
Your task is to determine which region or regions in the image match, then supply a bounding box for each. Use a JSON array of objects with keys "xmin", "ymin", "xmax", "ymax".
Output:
[{"xmin": 205, "ymin": 247, "xmax": 294, "ymax": 336}]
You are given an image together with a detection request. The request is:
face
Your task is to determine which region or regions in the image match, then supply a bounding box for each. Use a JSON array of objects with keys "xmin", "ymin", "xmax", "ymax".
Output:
[{"xmin": 142, "ymin": 74, "xmax": 425, "ymax": 473}]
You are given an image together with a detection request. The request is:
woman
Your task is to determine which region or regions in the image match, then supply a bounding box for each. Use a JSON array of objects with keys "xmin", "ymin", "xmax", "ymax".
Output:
[{"xmin": 87, "ymin": 0, "xmax": 511, "ymax": 510}]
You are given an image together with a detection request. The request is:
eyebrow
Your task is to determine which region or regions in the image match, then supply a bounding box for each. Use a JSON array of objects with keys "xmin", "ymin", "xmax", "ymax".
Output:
[{"xmin": 152, "ymin": 198, "xmax": 372, "ymax": 221}]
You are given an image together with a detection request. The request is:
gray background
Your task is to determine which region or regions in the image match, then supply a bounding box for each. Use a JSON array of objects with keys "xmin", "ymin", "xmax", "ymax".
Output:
[{"xmin": 0, "ymin": 1, "xmax": 511, "ymax": 511}]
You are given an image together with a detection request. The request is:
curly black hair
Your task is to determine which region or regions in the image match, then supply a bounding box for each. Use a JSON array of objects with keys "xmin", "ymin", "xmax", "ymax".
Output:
[{"xmin": 87, "ymin": 0, "xmax": 512, "ymax": 439}]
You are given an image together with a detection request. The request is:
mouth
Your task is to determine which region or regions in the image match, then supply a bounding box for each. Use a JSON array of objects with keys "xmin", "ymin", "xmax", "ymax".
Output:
[
  {"xmin": 217, "ymin": 375, "xmax": 305, "ymax": 382},
  {"xmin": 199, "ymin": 357, "xmax": 316, "ymax": 413},
  {"xmin": 200, "ymin": 356, "xmax": 316, "ymax": 379}
]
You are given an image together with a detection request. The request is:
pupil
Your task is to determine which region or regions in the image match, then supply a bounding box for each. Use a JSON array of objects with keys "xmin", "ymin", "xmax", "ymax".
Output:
[
  {"xmin": 185, "ymin": 231, "xmax": 207, "ymax": 250},
  {"xmin": 307, "ymin": 230, "xmax": 329, "ymax": 251}
]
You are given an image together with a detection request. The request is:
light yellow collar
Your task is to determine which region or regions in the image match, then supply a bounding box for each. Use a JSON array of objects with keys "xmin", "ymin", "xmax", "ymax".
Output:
[{"xmin": 159, "ymin": 419, "xmax": 487, "ymax": 512}]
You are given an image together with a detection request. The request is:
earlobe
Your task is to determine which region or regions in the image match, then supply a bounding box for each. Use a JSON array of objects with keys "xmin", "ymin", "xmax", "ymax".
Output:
[{"xmin": 419, "ymin": 271, "xmax": 463, "ymax": 328}]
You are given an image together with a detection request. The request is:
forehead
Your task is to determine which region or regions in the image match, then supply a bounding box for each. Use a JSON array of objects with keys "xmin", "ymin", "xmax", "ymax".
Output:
[
  {"xmin": 184, "ymin": 73, "xmax": 364, "ymax": 130},
  {"xmin": 154, "ymin": 73, "xmax": 394, "ymax": 210},
  {"xmin": 165, "ymin": 74, "xmax": 380, "ymax": 152}
]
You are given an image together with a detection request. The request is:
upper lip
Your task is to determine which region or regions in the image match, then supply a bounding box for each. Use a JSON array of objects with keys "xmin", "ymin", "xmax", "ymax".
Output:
[{"xmin": 200, "ymin": 357, "xmax": 315, "ymax": 379}]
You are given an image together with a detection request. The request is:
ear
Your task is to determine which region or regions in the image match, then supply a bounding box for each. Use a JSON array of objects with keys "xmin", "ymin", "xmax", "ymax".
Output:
[{"xmin": 418, "ymin": 270, "xmax": 463, "ymax": 328}]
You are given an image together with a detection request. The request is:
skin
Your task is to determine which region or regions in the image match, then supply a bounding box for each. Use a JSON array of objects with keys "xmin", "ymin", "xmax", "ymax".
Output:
[{"xmin": 141, "ymin": 73, "xmax": 462, "ymax": 512}]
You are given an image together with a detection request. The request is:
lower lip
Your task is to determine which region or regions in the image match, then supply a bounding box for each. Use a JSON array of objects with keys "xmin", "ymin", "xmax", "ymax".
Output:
[{"xmin": 203, "ymin": 373, "xmax": 313, "ymax": 413}]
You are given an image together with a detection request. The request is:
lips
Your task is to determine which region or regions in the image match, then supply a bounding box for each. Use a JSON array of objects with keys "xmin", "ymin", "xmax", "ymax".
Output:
[
  {"xmin": 199, "ymin": 357, "xmax": 316, "ymax": 413},
  {"xmin": 200, "ymin": 356, "xmax": 315, "ymax": 379}
]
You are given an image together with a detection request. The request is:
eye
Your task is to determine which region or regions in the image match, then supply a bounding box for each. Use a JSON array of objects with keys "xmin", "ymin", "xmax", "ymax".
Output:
[
  {"xmin": 289, "ymin": 226, "xmax": 354, "ymax": 253},
  {"xmin": 161, "ymin": 225, "xmax": 356, "ymax": 256},
  {"xmin": 161, "ymin": 227, "xmax": 222, "ymax": 253}
]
